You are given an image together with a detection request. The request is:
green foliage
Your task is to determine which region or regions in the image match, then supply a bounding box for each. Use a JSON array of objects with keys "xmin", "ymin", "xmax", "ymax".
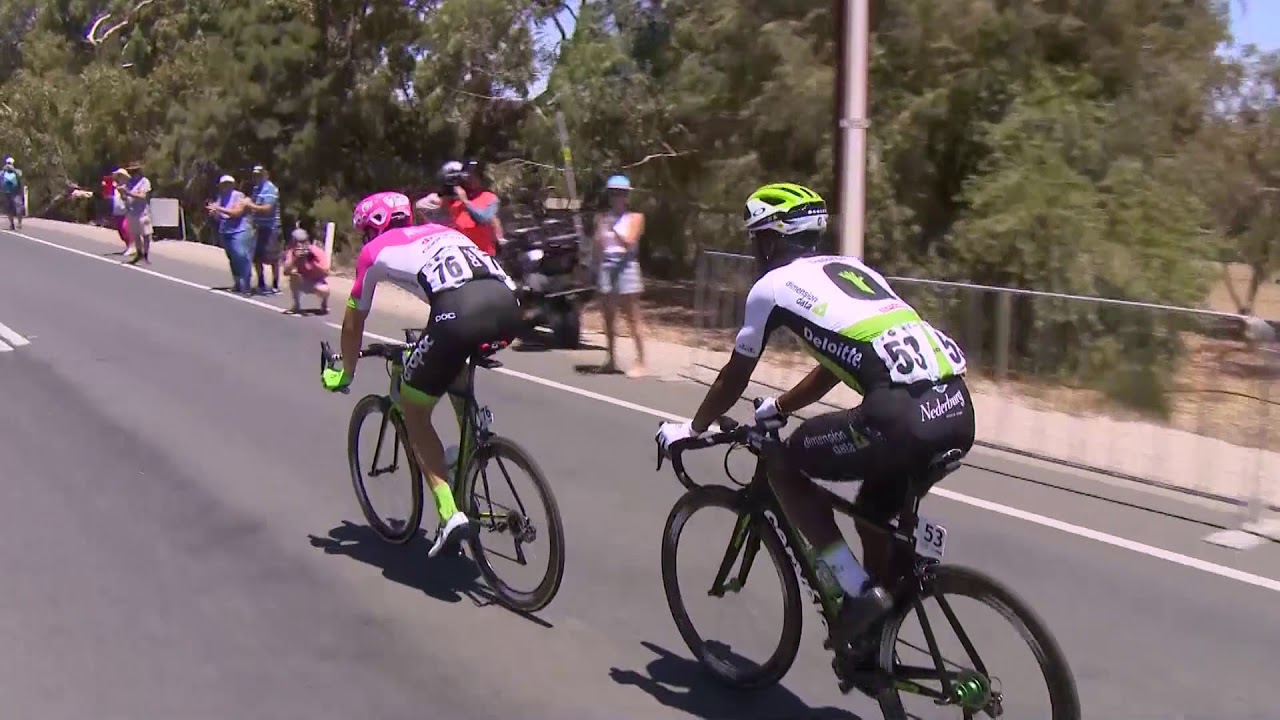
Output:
[{"xmin": 0, "ymin": 0, "xmax": 1274, "ymax": 413}]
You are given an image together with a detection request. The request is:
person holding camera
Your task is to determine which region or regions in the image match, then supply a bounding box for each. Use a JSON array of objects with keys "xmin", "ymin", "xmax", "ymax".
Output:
[
  {"xmin": 281, "ymin": 227, "xmax": 331, "ymax": 315},
  {"xmin": 439, "ymin": 160, "xmax": 503, "ymax": 256}
]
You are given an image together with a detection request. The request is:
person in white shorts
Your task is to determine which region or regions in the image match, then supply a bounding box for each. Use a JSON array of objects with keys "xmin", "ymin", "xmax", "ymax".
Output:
[{"xmin": 594, "ymin": 174, "xmax": 648, "ymax": 376}]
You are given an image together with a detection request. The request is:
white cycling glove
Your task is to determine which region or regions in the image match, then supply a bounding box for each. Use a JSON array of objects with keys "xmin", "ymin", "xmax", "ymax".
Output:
[
  {"xmin": 754, "ymin": 397, "xmax": 787, "ymax": 429},
  {"xmin": 656, "ymin": 421, "xmax": 722, "ymax": 453},
  {"xmin": 657, "ymin": 422, "xmax": 694, "ymax": 451}
]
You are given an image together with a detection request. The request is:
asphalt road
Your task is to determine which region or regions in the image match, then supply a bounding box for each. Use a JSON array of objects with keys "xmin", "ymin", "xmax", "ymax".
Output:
[{"xmin": 2, "ymin": 224, "xmax": 1279, "ymax": 720}]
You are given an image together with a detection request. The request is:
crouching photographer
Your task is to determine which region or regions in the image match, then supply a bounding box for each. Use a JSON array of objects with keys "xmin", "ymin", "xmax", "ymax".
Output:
[{"xmin": 438, "ymin": 160, "xmax": 503, "ymax": 256}]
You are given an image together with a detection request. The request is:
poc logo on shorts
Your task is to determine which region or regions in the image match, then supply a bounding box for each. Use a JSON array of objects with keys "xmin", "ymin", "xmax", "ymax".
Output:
[
  {"xmin": 434, "ymin": 312, "xmax": 456, "ymax": 322},
  {"xmin": 801, "ymin": 326, "xmax": 861, "ymax": 367}
]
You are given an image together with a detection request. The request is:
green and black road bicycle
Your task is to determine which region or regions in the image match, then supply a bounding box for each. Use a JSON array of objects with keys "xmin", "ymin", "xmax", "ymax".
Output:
[
  {"xmin": 321, "ymin": 329, "xmax": 565, "ymax": 613},
  {"xmin": 656, "ymin": 401, "xmax": 1080, "ymax": 719}
]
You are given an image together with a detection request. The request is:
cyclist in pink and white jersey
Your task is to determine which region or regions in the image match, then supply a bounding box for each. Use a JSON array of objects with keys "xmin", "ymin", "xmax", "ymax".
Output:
[{"xmin": 322, "ymin": 191, "xmax": 523, "ymax": 557}]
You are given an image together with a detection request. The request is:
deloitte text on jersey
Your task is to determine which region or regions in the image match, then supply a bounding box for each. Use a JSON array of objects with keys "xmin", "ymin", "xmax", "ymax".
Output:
[{"xmin": 802, "ymin": 326, "xmax": 862, "ymax": 368}]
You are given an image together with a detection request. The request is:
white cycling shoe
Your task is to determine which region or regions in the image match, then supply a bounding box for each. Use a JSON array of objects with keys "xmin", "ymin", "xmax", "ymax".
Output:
[{"xmin": 428, "ymin": 511, "xmax": 476, "ymax": 558}]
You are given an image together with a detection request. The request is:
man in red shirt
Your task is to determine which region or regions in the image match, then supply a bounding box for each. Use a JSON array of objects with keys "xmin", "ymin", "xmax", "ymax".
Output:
[{"xmin": 440, "ymin": 160, "xmax": 501, "ymax": 256}]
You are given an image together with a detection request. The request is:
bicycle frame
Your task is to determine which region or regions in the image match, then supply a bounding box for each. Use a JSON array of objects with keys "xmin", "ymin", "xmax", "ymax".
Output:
[
  {"xmin": 691, "ymin": 428, "xmax": 990, "ymax": 705},
  {"xmin": 384, "ymin": 330, "xmax": 528, "ymax": 538},
  {"xmin": 706, "ymin": 432, "xmax": 924, "ymax": 628},
  {"xmin": 355, "ymin": 328, "xmax": 497, "ymax": 500}
]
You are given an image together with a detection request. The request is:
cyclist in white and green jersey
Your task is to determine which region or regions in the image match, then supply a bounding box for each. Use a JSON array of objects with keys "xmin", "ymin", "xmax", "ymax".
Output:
[{"xmin": 657, "ymin": 183, "xmax": 975, "ymax": 651}]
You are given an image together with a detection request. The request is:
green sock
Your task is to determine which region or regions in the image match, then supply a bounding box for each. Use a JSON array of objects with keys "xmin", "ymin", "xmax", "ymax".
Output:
[{"xmin": 432, "ymin": 483, "xmax": 459, "ymax": 523}]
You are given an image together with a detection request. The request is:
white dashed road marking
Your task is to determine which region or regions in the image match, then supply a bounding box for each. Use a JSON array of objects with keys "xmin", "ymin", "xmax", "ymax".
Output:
[{"xmin": 0, "ymin": 320, "xmax": 30, "ymax": 352}]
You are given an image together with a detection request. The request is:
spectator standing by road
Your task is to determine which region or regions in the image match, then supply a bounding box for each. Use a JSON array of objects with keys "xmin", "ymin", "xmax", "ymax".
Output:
[
  {"xmin": 281, "ymin": 227, "xmax": 331, "ymax": 315},
  {"xmin": 207, "ymin": 175, "xmax": 253, "ymax": 293},
  {"xmin": 120, "ymin": 161, "xmax": 154, "ymax": 265},
  {"xmin": 245, "ymin": 164, "xmax": 282, "ymax": 295},
  {"xmin": 109, "ymin": 168, "xmax": 132, "ymax": 255},
  {"xmin": 440, "ymin": 160, "xmax": 501, "ymax": 256},
  {"xmin": 2, "ymin": 157, "xmax": 25, "ymax": 230},
  {"xmin": 594, "ymin": 174, "xmax": 648, "ymax": 377}
]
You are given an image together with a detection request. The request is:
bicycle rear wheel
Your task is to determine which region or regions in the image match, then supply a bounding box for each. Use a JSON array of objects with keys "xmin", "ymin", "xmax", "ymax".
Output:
[
  {"xmin": 661, "ymin": 485, "xmax": 804, "ymax": 689},
  {"xmin": 875, "ymin": 564, "xmax": 1080, "ymax": 719},
  {"xmin": 347, "ymin": 394, "xmax": 424, "ymax": 544},
  {"xmin": 463, "ymin": 436, "xmax": 565, "ymax": 613}
]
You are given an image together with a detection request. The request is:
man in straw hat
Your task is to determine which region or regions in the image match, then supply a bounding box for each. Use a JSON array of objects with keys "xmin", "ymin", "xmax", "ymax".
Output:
[{"xmin": 118, "ymin": 161, "xmax": 153, "ymax": 264}]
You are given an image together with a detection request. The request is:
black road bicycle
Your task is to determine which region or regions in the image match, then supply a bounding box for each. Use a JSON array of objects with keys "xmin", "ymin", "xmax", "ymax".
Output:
[
  {"xmin": 321, "ymin": 329, "xmax": 565, "ymax": 613},
  {"xmin": 656, "ymin": 402, "xmax": 1080, "ymax": 718}
]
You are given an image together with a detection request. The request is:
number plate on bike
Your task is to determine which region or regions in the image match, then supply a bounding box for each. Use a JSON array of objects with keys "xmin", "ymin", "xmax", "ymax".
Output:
[
  {"xmin": 913, "ymin": 517, "xmax": 948, "ymax": 560},
  {"xmin": 476, "ymin": 406, "xmax": 494, "ymax": 431}
]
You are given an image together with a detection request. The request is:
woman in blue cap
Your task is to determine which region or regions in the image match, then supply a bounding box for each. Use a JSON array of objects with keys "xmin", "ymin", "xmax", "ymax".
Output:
[{"xmin": 594, "ymin": 174, "xmax": 648, "ymax": 376}]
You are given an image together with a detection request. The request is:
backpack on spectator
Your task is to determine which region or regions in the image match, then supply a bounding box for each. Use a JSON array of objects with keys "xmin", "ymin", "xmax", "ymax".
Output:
[{"xmin": 1, "ymin": 169, "xmax": 18, "ymax": 193}]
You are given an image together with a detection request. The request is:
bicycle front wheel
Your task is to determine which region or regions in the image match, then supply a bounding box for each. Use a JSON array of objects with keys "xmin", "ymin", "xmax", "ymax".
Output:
[
  {"xmin": 347, "ymin": 394, "xmax": 424, "ymax": 544},
  {"xmin": 661, "ymin": 485, "xmax": 804, "ymax": 690},
  {"xmin": 875, "ymin": 564, "xmax": 1081, "ymax": 719},
  {"xmin": 463, "ymin": 436, "xmax": 566, "ymax": 613}
]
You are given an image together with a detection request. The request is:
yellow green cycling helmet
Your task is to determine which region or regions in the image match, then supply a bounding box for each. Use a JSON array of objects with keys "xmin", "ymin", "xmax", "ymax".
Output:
[
  {"xmin": 744, "ymin": 183, "xmax": 827, "ymax": 272},
  {"xmin": 743, "ymin": 183, "xmax": 828, "ymax": 235}
]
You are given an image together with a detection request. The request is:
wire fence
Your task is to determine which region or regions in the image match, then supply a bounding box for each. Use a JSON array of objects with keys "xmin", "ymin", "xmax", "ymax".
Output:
[{"xmin": 691, "ymin": 250, "xmax": 1280, "ymax": 546}]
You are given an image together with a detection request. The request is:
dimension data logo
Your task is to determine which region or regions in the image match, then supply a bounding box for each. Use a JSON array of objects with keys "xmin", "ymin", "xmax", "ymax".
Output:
[{"xmin": 801, "ymin": 326, "xmax": 861, "ymax": 367}]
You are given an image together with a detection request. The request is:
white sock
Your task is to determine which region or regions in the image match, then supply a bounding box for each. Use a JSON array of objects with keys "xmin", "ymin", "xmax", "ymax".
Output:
[{"xmin": 819, "ymin": 541, "xmax": 870, "ymax": 596}]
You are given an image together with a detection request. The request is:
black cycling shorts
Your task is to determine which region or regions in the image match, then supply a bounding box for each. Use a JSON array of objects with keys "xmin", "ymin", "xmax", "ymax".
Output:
[
  {"xmin": 782, "ymin": 376, "xmax": 976, "ymax": 523},
  {"xmin": 401, "ymin": 278, "xmax": 523, "ymax": 401}
]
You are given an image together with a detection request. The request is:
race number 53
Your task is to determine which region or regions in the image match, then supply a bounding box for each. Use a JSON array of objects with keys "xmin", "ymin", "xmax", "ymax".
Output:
[{"xmin": 913, "ymin": 516, "xmax": 948, "ymax": 561}]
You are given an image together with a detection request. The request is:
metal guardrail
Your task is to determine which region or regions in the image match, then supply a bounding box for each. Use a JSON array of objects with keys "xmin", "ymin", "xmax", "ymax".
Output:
[{"xmin": 692, "ymin": 250, "xmax": 1280, "ymax": 549}]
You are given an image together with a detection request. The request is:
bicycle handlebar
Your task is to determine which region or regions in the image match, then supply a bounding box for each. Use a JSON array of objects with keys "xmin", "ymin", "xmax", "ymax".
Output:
[
  {"xmin": 319, "ymin": 335, "xmax": 413, "ymax": 395},
  {"xmin": 655, "ymin": 398, "xmax": 789, "ymax": 490}
]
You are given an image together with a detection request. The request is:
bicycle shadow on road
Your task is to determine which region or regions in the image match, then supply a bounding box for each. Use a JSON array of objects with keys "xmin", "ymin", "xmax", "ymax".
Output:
[
  {"xmin": 307, "ymin": 519, "xmax": 553, "ymax": 629},
  {"xmin": 609, "ymin": 641, "xmax": 863, "ymax": 720}
]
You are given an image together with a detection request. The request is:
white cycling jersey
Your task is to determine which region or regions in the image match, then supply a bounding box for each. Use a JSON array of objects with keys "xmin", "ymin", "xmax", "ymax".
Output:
[
  {"xmin": 734, "ymin": 255, "xmax": 967, "ymax": 393},
  {"xmin": 347, "ymin": 223, "xmax": 516, "ymax": 312}
]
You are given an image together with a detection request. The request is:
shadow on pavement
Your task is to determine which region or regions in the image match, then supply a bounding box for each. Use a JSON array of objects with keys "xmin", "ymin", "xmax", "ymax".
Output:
[
  {"xmin": 573, "ymin": 363, "xmax": 624, "ymax": 375},
  {"xmin": 609, "ymin": 641, "xmax": 863, "ymax": 720},
  {"xmin": 512, "ymin": 334, "xmax": 605, "ymax": 354},
  {"xmin": 307, "ymin": 519, "xmax": 553, "ymax": 628}
]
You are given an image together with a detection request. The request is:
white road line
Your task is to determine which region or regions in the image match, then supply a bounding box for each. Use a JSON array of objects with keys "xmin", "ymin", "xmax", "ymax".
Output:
[
  {"xmin": 0, "ymin": 339, "xmax": 10, "ymax": 352},
  {"xmin": 10, "ymin": 227, "xmax": 1280, "ymax": 594},
  {"xmin": 931, "ymin": 488, "xmax": 1280, "ymax": 593},
  {"xmin": 0, "ymin": 320, "xmax": 29, "ymax": 348},
  {"xmin": 320, "ymin": 321, "xmax": 687, "ymax": 421}
]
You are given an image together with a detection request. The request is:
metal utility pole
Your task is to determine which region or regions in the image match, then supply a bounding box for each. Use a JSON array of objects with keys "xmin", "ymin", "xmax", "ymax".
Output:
[{"xmin": 834, "ymin": 0, "xmax": 870, "ymax": 259}]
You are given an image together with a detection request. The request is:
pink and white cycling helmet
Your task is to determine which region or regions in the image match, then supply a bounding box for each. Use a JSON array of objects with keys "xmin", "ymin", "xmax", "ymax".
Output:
[{"xmin": 352, "ymin": 191, "xmax": 413, "ymax": 244}]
